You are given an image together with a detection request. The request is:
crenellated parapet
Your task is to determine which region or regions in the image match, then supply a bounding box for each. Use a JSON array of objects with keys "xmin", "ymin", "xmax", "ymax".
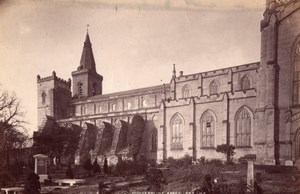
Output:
[
  {"xmin": 37, "ymin": 71, "xmax": 71, "ymax": 88},
  {"xmin": 175, "ymin": 62, "xmax": 259, "ymax": 83}
]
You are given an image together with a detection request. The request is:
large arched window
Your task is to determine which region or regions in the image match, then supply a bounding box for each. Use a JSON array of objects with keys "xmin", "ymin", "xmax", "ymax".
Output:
[
  {"xmin": 77, "ymin": 82, "xmax": 83, "ymax": 97},
  {"xmin": 235, "ymin": 106, "xmax": 252, "ymax": 147},
  {"xmin": 170, "ymin": 113, "xmax": 184, "ymax": 149},
  {"xmin": 209, "ymin": 80, "xmax": 219, "ymax": 95},
  {"xmin": 293, "ymin": 40, "xmax": 300, "ymax": 105},
  {"xmin": 240, "ymin": 75, "xmax": 251, "ymax": 91},
  {"xmin": 182, "ymin": 85, "xmax": 191, "ymax": 98},
  {"xmin": 200, "ymin": 110, "xmax": 216, "ymax": 148},
  {"xmin": 41, "ymin": 92, "xmax": 46, "ymax": 104}
]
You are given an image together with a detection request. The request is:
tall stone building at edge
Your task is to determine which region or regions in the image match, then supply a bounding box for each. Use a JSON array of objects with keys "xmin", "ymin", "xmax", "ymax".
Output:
[{"xmin": 36, "ymin": 0, "xmax": 300, "ymax": 166}]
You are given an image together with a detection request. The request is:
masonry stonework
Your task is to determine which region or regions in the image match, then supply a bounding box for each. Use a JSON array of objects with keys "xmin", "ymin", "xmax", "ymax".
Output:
[{"xmin": 36, "ymin": 1, "xmax": 300, "ymax": 166}]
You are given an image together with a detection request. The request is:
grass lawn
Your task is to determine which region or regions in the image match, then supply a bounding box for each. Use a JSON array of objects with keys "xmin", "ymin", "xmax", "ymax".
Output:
[{"xmin": 41, "ymin": 159, "xmax": 300, "ymax": 194}]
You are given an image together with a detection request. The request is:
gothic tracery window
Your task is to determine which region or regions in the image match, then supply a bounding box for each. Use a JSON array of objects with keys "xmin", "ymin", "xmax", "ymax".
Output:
[
  {"xmin": 293, "ymin": 41, "xmax": 300, "ymax": 105},
  {"xmin": 235, "ymin": 107, "xmax": 252, "ymax": 147},
  {"xmin": 209, "ymin": 80, "xmax": 218, "ymax": 95},
  {"xmin": 182, "ymin": 85, "xmax": 191, "ymax": 98},
  {"xmin": 170, "ymin": 113, "xmax": 184, "ymax": 149},
  {"xmin": 200, "ymin": 110, "xmax": 215, "ymax": 148},
  {"xmin": 241, "ymin": 75, "xmax": 251, "ymax": 91}
]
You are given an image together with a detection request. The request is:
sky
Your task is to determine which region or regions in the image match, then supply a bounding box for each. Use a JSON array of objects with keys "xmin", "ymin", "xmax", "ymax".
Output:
[{"xmin": 0, "ymin": 0, "xmax": 265, "ymax": 136}]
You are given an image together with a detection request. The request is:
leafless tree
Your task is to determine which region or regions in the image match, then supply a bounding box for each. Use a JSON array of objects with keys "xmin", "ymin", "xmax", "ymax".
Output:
[{"xmin": 0, "ymin": 86, "xmax": 28, "ymax": 168}]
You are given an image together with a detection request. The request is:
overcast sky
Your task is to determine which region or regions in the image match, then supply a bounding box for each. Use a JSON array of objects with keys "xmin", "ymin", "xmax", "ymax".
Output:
[{"xmin": 0, "ymin": 0, "xmax": 265, "ymax": 135}]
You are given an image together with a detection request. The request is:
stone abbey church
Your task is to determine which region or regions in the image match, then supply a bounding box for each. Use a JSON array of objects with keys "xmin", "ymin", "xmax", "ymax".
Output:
[{"xmin": 37, "ymin": 0, "xmax": 300, "ymax": 166}]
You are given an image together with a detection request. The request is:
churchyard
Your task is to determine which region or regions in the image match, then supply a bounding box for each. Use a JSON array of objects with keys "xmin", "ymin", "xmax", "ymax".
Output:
[{"xmin": 1, "ymin": 154, "xmax": 300, "ymax": 194}]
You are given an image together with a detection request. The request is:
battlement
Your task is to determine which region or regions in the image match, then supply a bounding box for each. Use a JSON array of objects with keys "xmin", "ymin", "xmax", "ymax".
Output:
[
  {"xmin": 176, "ymin": 62, "xmax": 260, "ymax": 81},
  {"xmin": 37, "ymin": 71, "xmax": 71, "ymax": 87}
]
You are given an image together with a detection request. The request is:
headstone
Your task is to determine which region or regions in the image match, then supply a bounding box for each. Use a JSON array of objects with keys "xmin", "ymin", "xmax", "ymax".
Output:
[
  {"xmin": 247, "ymin": 160, "xmax": 255, "ymax": 186},
  {"xmin": 33, "ymin": 154, "xmax": 49, "ymax": 183},
  {"xmin": 285, "ymin": 160, "xmax": 293, "ymax": 166},
  {"xmin": 242, "ymin": 154, "xmax": 256, "ymax": 187}
]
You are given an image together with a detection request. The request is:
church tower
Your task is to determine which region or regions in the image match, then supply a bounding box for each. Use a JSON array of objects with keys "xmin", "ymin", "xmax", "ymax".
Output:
[
  {"xmin": 37, "ymin": 71, "xmax": 71, "ymax": 129},
  {"xmin": 72, "ymin": 32, "xmax": 103, "ymax": 98}
]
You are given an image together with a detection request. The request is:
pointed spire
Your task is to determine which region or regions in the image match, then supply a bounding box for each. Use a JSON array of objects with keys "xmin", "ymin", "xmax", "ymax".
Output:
[
  {"xmin": 78, "ymin": 29, "xmax": 96, "ymax": 72},
  {"xmin": 172, "ymin": 64, "xmax": 176, "ymax": 79}
]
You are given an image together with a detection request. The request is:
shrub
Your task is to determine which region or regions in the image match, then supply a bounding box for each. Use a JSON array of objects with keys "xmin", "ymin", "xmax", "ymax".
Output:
[
  {"xmin": 165, "ymin": 163, "xmax": 221, "ymax": 192},
  {"xmin": 82, "ymin": 158, "xmax": 92, "ymax": 176},
  {"xmin": 145, "ymin": 166, "xmax": 166, "ymax": 192},
  {"xmin": 206, "ymin": 159, "xmax": 223, "ymax": 166},
  {"xmin": 24, "ymin": 172, "xmax": 41, "ymax": 194},
  {"xmin": 116, "ymin": 159, "xmax": 147, "ymax": 176},
  {"xmin": 0, "ymin": 173, "xmax": 14, "ymax": 187},
  {"xmin": 199, "ymin": 156, "xmax": 205, "ymax": 164},
  {"xmin": 166, "ymin": 154, "xmax": 192, "ymax": 169},
  {"xmin": 216, "ymin": 144, "xmax": 235, "ymax": 164},
  {"xmin": 92, "ymin": 159, "xmax": 101, "ymax": 174},
  {"xmin": 66, "ymin": 165, "xmax": 74, "ymax": 179},
  {"xmin": 103, "ymin": 158, "xmax": 108, "ymax": 174},
  {"xmin": 214, "ymin": 178, "xmax": 248, "ymax": 194}
]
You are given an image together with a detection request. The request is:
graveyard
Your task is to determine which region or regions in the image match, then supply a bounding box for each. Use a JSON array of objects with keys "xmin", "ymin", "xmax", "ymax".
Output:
[{"xmin": 1, "ymin": 153, "xmax": 300, "ymax": 194}]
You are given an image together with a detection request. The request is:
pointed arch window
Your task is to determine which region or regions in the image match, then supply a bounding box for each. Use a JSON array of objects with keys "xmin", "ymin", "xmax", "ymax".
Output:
[
  {"xmin": 41, "ymin": 92, "xmax": 46, "ymax": 104},
  {"xmin": 200, "ymin": 110, "xmax": 215, "ymax": 148},
  {"xmin": 151, "ymin": 129, "xmax": 157, "ymax": 151},
  {"xmin": 142, "ymin": 99, "xmax": 148, "ymax": 108},
  {"xmin": 170, "ymin": 114, "xmax": 184, "ymax": 149},
  {"xmin": 94, "ymin": 104, "xmax": 97, "ymax": 114},
  {"xmin": 209, "ymin": 80, "xmax": 219, "ymax": 95},
  {"xmin": 81, "ymin": 105, "xmax": 87, "ymax": 115},
  {"xmin": 112, "ymin": 104, "xmax": 116, "ymax": 111},
  {"xmin": 127, "ymin": 102, "xmax": 132, "ymax": 110},
  {"xmin": 77, "ymin": 82, "xmax": 83, "ymax": 97},
  {"xmin": 240, "ymin": 75, "xmax": 251, "ymax": 91},
  {"xmin": 235, "ymin": 107, "xmax": 252, "ymax": 147},
  {"xmin": 293, "ymin": 41, "xmax": 300, "ymax": 105},
  {"xmin": 182, "ymin": 85, "xmax": 191, "ymax": 98}
]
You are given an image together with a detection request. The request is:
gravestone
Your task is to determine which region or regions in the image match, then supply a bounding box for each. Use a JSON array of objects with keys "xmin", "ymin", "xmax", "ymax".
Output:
[
  {"xmin": 285, "ymin": 160, "xmax": 293, "ymax": 166},
  {"xmin": 33, "ymin": 154, "xmax": 49, "ymax": 183},
  {"xmin": 239, "ymin": 154, "xmax": 256, "ymax": 187}
]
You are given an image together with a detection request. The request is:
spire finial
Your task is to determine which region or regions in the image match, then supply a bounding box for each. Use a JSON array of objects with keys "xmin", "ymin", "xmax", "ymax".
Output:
[
  {"xmin": 172, "ymin": 64, "xmax": 176, "ymax": 78},
  {"xmin": 86, "ymin": 24, "xmax": 90, "ymax": 32}
]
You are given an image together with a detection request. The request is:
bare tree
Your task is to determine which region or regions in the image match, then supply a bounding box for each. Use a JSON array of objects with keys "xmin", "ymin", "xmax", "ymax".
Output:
[{"xmin": 0, "ymin": 86, "xmax": 28, "ymax": 168}]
